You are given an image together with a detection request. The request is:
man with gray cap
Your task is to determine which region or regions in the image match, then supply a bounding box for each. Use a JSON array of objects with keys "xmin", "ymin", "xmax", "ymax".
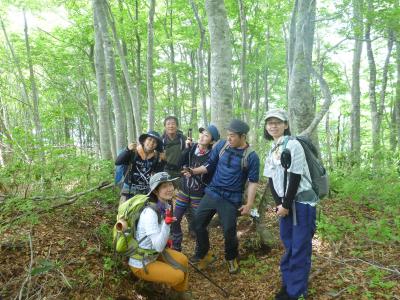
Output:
[{"xmin": 183, "ymin": 119, "xmax": 260, "ymax": 274}]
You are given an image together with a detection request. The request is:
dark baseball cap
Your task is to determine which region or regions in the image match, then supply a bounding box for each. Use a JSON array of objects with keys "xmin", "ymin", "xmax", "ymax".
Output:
[{"xmin": 226, "ymin": 119, "xmax": 250, "ymax": 134}]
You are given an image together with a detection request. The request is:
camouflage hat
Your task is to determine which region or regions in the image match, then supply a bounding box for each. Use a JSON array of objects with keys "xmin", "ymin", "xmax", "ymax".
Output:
[
  {"xmin": 147, "ymin": 172, "xmax": 178, "ymax": 195},
  {"xmin": 265, "ymin": 109, "xmax": 288, "ymax": 122}
]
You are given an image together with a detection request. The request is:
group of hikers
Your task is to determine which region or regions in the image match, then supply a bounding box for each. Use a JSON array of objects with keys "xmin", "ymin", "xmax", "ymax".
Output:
[{"xmin": 114, "ymin": 110, "xmax": 318, "ymax": 300}]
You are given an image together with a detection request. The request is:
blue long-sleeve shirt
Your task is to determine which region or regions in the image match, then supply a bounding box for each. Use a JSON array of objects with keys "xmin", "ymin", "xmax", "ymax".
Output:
[{"xmin": 204, "ymin": 140, "xmax": 260, "ymax": 205}]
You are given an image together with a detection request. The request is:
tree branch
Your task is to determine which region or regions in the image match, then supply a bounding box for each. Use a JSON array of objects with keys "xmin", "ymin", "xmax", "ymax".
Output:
[{"xmin": 300, "ymin": 67, "xmax": 332, "ymax": 136}]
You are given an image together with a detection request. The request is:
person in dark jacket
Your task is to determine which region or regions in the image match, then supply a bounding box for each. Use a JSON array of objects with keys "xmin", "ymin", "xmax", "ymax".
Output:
[
  {"xmin": 115, "ymin": 131, "xmax": 165, "ymax": 203},
  {"xmin": 171, "ymin": 125, "xmax": 220, "ymax": 252},
  {"xmin": 162, "ymin": 116, "xmax": 187, "ymax": 179}
]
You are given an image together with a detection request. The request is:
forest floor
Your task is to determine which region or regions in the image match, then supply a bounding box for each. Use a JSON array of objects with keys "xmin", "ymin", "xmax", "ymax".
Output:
[{"xmin": 1, "ymin": 191, "xmax": 399, "ymax": 300}]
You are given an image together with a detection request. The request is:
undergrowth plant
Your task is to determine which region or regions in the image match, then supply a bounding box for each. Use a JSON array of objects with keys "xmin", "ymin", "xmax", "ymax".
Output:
[
  {"xmin": 0, "ymin": 147, "xmax": 117, "ymax": 232},
  {"xmin": 317, "ymin": 166, "xmax": 400, "ymax": 245}
]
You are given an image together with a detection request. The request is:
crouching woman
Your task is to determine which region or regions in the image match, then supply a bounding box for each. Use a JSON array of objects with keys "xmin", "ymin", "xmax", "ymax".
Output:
[{"xmin": 129, "ymin": 172, "xmax": 191, "ymax": 299}]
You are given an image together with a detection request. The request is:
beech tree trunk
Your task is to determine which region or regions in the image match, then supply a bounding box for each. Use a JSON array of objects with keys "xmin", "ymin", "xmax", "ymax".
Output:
[
  {"xmin": 164, "ymin": 0, "xmax": 179, "ymax": 119},
  {"xmin": 264, "ymin": 27, "xmax": 271, "ymax": 113},
  {"xmin": 287, "ymin": 0, "xmax": 316, "ymax": 135},
  {"xmin": 96, "ymin": 0, "xmax": 126, "ymax": 151},
  {"xmin": 365, "ymin": 7, "xmax": 378, "ymax": 153},
  {"xmin": 205, "ymin": 0, "xmax": 233, "ymax": 132},
  {"xmin": 238, "ymin": 0, "xmax": 250, "ymax": 123},
  {"xmin": 350, "ymin": 0, "xmax": 363, "ymax": 160},
  {"xmin": 82, "ymin": 80, "xmax": 100, "ymax": 155},
  {"xmin": 190, "ymin": 0, "xmax": 208, "ymax": 126},
  {"xmin": 190, "ymin": 51, "xmax": 198, "ymax": 129},
  {"xmin": 395, "ymin": 36, "xmax": 400, "ymax": 151},
  {"xmin": 23, "ymin": 10, "xmax": 43, "ymax": 143},
  {"xmin": 147, "ymin": 0, "xmax": 156, "ymax": 130},
  {"xmin": 134, "ymin": 0, "xmax": 142, "ymax": 134},
  {"xmin": 378, "ymin": 30, "xmax": 394, "ymax": 147},
  {"xmin": 93, "ymin": 0, "xmax": 112, "ymax": 159},
  {"xmin": 105, "ymin": 1, "xmax": 141, "ymax": 140},
  {"xmin": 1, "ymin": 18, "xmax": 30, "ymax": 111}
]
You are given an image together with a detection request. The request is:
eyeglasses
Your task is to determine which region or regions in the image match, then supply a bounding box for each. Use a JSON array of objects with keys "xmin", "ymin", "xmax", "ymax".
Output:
[{"xmin": 266, "ymin": 121, "xmax": 284, "ymax": 126}]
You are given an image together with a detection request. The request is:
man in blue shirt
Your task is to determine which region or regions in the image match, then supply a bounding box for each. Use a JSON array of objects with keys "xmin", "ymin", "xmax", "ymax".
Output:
[{"xmin": 183, "ymin": 119, "xmax": 260, "ymax": 274}]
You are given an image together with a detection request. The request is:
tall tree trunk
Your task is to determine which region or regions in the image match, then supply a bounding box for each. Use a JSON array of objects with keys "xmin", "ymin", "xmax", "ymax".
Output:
[
  {"xmin": 164, "ymin": 0, "xmax": 179, "ymax": 118},
  {"xmin": 350, "ymin": 0, "xmax": 363, "ymax": 161},
  {"xmin": 82, "ymin": 79, "xmax": 100, "ymax": 154},
  {"xmin": 190, "ymin": 51, "xmax": 197, "ymax": 128},
  {"xmin": 206, "ymin": 0, "xmax": 233, "ymax": 132},
  {"xmin": 1, "ymin": 17, "xmax": 31, "ymax": 109},
  {"xmin": 365, "ymin": 4, "xmax": 379, "ymax": 154},
  {"xmin": 104, "ymin": 1, "xmax": 141, "ymax": 140},
  {"xmin": 147, "ymin": 0, "xmax": 156, "ymax": 130},
  {"xmin": 122, "ymin": 75, "xmax": 135, "ymax": 144},
  {"xmin": 287, "ymin": 0, "xmax": 316, "ymax": 135},
  {"xmin": 335, "ymin": 112, "xmax": 342, "ymax": 166},
  {"xmin": 254, "ymin": 67, "xmax": 261, "ymax": 129},
  {"xmin": 238, "ymin": 0, "xmax": 250, "ymax": 123},
  {"xmin": 378, "ymin": 30, "xmax": 394, "ymax": 145},
  {"xmin": 390, "ymin": 101, "xmax": 396, "ymax": 151},
  {"xmin": 395, "ymin": 36, "xmax": 400, "ymax": 151},
  {"xmin": 93, "ymin": 0, "xmax": 112, "ymax": 159},
  {"xmin": 95, "ymin": 0, "xmax": 126, "ymax": 151},
  {"xmin": 325, "ymin": 111, "xmax": 333, "ymax": 169},
  {"xmin": 264, "ymin": 27, "xmax": 271, "ymax": 112},
  {"xmin": 134, "ymin": 0, "xmax": 142, "ymax": 134},
  {"xmin": 190, "ymin": 0, "xmax": 208, "ymax": 126},
  {"xmin": 23, "ymin": 10, "xmax": 42, "ymax": 143},
  {"xmin": 0, "ymin": 104, "xmax": 10, "ymax": 165}
]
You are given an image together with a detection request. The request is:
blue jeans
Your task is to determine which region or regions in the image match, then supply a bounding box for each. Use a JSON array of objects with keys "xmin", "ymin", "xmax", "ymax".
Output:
[
  {"xmin": 280, "ymin": 202, "xmax": 316, "ymax": 298},
  {"xmin": 194, "ymin": 193, "xmax": 240, "ymax": 261}
]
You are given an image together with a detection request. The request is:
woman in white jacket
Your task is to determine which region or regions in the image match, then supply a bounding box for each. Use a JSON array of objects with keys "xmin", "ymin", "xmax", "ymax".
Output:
[
  {"xmin": 129, "ymin": 172, "xmax": 190, "ymax": 299},
  {"xmin": 264, "ymin": 109, "xmax": 317, "ymax": 300}
]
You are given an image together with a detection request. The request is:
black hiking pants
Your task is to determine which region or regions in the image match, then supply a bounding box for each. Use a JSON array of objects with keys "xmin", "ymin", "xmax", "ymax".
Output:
[{"xmin": 194, "ymin": 193, "xmax": 240, "ymax": 261}]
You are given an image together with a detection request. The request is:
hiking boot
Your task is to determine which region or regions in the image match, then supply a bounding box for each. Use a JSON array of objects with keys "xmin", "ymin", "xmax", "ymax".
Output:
[
  {"xmin": 197, "ymin": 252, "xmax": 216, "ymax": 270},
  {"xmin": 275, "ymin": 286, "xmax": 288, "ymax": 299},
  {"xmin": 189, "ymin": 255, "xmax": 201, "ymax": 264},
  {"xmin": 227, "ymin": 258, "xmax": 240, "ymax": 274}
]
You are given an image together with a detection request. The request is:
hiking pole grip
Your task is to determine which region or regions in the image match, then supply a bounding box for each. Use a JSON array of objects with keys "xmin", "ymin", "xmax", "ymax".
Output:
[{"xmin": 188, "ymin": 261, "xmax": 230, "ymax": 298}]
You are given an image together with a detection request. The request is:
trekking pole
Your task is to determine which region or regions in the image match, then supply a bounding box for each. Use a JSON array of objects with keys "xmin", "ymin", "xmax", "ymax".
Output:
[{"xmin": 188, "ymin": 261, "xmax": 230, "ymax": 298}]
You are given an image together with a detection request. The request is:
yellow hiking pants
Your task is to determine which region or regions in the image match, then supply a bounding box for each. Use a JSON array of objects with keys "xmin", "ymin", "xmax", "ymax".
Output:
[{"xmin": 130, "ymin": 248, "xmax": 189, "ymax": 291}]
